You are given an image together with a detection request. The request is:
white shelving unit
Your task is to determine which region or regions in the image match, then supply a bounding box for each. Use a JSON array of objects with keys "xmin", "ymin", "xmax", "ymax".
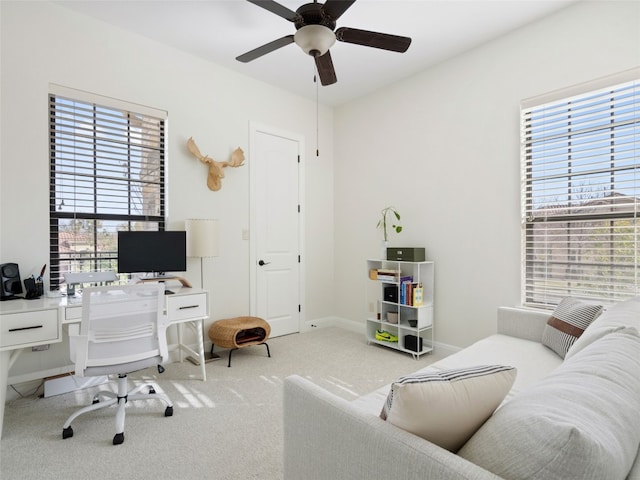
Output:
[{"xmin": 366, "ymin": 259, "xmax": 434, "ymax": 359}]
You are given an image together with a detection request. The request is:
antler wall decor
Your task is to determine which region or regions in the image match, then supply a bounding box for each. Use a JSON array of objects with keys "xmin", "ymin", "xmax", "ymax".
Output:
[{"xmin": 187, "ymin": 137, "xmax": 245, "ymax": 191}]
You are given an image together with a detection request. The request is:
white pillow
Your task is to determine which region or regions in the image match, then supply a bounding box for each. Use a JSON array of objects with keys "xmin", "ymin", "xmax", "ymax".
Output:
[
  {"xmin": 541, "ymin": 297, "xmax": 603, "ymax": 358},
  {"xmin": 459, "ymin": 327, "xmax": 640, "ymax": 480},
  {"xmin": 565, "ymin": 295, "xmax": 640, "ymax": 359},
  {"xmin": 380, "ymin": 365, "xmax": 516, "ymax": 452}
]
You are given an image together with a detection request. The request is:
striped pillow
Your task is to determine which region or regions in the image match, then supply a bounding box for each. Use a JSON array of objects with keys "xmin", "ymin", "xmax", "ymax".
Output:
[
  {"xmin": 380, "ymin": 365, "xmax": 516, "ymax": 452},
  {"xmin": 542, "ymin": 298, "xmax": 603, "ymax": 359}
]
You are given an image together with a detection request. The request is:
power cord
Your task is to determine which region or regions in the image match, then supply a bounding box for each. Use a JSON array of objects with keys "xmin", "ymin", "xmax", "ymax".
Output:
[{"xmin": 10, "ymin": 379, "xmax": 45, "ymax": 399}]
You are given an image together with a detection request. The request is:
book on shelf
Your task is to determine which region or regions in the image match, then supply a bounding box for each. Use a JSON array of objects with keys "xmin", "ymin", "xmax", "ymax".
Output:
[
  {"xmin": 400, "ymin": 281, "xmax": 424, "ymax": 306},
  {"xmin": 372, "ymin": 268, "xmax": 401, "ymax": 282},
  {"xmin": 377, "ymin": 268, "xmax": 400, "ymax": 275},
  {"xmin": 377, "ymin": 274, "xmax": 398, "ymax": 282},
  {"xmin": 399, "ymin": 276, "xmax": 413, "ymax": 305},
  {"xmin": 413, "ymin": 283, "xmax": 424, "ymax": 306}
]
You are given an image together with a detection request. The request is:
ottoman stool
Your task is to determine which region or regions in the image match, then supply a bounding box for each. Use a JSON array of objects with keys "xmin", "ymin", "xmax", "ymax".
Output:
[{"xmin": 208, "ymin": 316, "xmax": 271, "ymax": 367}]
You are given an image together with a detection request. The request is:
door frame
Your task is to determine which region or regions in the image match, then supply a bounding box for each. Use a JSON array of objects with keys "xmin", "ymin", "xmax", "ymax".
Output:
[{"xmin": 248, "ymin": 121, "xmax": 305, "ymax": 332}]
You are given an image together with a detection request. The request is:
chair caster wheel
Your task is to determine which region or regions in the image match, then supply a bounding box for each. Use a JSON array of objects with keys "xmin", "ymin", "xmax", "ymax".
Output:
[
  {"xmin": 165, "ymin": 406, "xmax": 173, "ymax": 417},
  {"xmin": 149, "ymin": 387, "xmax": 156, "ymax": 394},
  {"xmin": 113, "ymin": 432, "xmax": 124, "ymax": 445},
  {"xmin": 62, "ymin": 426, "xmax": 73, "ymax": 439}
]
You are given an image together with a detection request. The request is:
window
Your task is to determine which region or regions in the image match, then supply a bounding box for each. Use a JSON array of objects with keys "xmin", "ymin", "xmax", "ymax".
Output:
[
  {"xmin": 521, "ymin": 72, "xmax": 639, "ymax": 308},
  {"xmin": 49, "ymin": 85, "xmax": 166, "ymax": 289}
]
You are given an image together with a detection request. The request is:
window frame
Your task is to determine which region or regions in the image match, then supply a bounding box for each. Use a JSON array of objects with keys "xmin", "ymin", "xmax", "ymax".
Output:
[
  {"xmin": 48, "ymin": 85, "xmax": 167, "ymax": 290},
  {"xmin": 520, "ymin": 69, "xmax": 639, "ymax": 308}
]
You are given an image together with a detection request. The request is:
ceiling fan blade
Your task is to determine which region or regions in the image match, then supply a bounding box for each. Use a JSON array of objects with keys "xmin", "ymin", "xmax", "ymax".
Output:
[
  {"xmin": 322, "ymin": 0, "xmax": 357, "ymax": 21},
  {"xmin": 246, "ymin": 0, "xmax": 301, "ymax": 22},
  {"xmin": 236, "ymin": 35, "xmax": 295, "ymax": 62},
  {"xmin": 315, "ymin": 50, "xmax": 337, "ymax": 86},
  {"xmin": 335, "ymin": 27, "xmax": 411, "ymax": 53}
]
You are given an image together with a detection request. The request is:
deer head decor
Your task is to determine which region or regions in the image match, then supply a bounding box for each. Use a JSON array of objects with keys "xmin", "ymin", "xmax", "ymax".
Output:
[{"xmin": 187, "ymin": 137, "xmax": 245, "ymax": 191}]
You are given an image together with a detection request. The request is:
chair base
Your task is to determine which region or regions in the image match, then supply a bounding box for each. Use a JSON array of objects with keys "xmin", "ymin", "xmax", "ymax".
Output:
[{"xmin": 62, "ymin": 374, "xmax": 173, "ymax": 445}]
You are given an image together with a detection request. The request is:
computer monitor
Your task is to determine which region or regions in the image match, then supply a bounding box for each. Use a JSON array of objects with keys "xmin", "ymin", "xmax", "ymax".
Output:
[{"xmin": 117, "ymin": 231, "xmax": 187, "ymax": 275}]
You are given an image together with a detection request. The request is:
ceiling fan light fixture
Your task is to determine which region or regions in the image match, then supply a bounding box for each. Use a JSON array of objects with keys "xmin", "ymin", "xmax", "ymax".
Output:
[{"xmin": 294, "ymin": 24, "xmax": 336, "ymax": 57}]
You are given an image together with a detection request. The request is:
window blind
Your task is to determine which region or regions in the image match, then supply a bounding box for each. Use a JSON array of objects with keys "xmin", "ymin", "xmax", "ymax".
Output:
[
  {"xmin": 521, "ymin": 77, "xmax": 639, "ymax": 307},
  {"xmin": 49, "ymin": 87, "xmax": 166, "ymax": 289}
]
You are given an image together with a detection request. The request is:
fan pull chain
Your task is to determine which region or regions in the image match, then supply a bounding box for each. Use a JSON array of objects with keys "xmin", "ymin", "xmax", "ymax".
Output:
[{"xmin": 315, "ymin": 72, "xmax": 319, "ymax": 157}]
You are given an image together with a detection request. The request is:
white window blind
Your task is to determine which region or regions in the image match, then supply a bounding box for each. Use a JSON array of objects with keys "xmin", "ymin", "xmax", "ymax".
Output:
[
  {"xmin": 521, "ymin": 75, "xmax": 639, "ymax": 307},
  {"xmin": 49, "ymin": 86, "xmax": 167, "ymax": 289}
]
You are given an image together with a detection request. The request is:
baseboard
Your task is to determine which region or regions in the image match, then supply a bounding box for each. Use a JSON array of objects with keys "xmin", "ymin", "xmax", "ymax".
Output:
[
  {"xmin": 304, "ymin": 316, "xmax": 362, "ymax": 334},
  {"xmin": 433, "ymin": 341, "xmax": 460, "ymax": 357}
]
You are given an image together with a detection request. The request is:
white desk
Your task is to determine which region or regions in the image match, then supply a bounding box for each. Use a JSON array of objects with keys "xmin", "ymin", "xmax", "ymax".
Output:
[{"xmin": 0, "ymin": 287, "xmax": 208, "ymax": 438}]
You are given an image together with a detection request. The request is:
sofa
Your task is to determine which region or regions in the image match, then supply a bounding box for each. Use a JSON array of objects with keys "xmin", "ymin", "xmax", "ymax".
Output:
[{"xmin": 283, "ymin": 297, "xmax": 640, "ymax": 480}]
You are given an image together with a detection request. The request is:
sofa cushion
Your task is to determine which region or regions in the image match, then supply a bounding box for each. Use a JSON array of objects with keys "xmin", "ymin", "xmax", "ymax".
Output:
[
  {"xmin": 380, "ymin": 365, "xmax": 516, "ymax": 452},
  {"xmin": 352, "ymin": 333, "xmax": 562, "ymax": 417},
  {"xmin": 565, "ymin": 295, "xmax": 640, "ymax": 359},
  {"xmin": 458, "ymin": 327, "xmax": 640, "ymax": 480},
  {"xmin": 541, "ymin": 297, "xmax": 603, "ymax": 358},
  {"xmin": 431, "ymin": 333, "xmax": 561, "ymax": 404}
]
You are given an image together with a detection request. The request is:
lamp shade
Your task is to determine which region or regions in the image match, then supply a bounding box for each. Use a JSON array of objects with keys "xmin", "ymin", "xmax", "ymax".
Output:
[
  {"xmin": 294, "ymin": 24, "xmax": 336, "ymax": 57},
  {"xmin": 185, "ymin": 219, "xmax": 219, "ymax": 258}
]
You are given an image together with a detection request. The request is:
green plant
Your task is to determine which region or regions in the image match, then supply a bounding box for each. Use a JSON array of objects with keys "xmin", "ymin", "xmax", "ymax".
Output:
[{"xmin": 377, "ymin": 206, "xmax": 402, "ymax": 242}]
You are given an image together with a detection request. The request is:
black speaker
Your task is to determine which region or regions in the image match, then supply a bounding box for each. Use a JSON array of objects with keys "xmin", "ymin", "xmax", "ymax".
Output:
[
  {"xmin": 404, "ymin": 334, "xmax": 423, "ymax": 353},
  {"xmin": 0, "ymin": 263, "xmax": 23, "ymax": 300},
  {"xmin": 384, "ymin": 286, "xmax": 398, "ymax": 303}
]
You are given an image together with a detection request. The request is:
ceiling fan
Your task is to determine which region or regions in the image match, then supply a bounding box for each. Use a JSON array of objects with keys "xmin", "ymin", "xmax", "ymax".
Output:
[{"xmin": 236, "ymin": 0, "xmax": 412, "ymax": 86}]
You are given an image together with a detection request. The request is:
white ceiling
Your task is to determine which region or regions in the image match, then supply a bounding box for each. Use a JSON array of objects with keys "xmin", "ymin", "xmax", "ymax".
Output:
[{"xmin": 55, "ymin": 0, "xmax": 578, "ymax": 106}]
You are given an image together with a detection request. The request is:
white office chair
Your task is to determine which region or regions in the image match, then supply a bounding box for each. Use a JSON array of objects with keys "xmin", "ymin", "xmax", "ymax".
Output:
[{"xmin": 62, "ymin": 283, "xmax": 173, "ymax": 445}]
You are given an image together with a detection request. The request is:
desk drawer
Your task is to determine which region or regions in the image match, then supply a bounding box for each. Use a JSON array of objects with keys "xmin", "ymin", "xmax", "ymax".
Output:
[
  {"xmin": 166, "ymin": 293, "xmax": 207, "ymax": 321},
  {"xmin": 1, "ymin": 309, "xmax": 60, "ymax": 350}
]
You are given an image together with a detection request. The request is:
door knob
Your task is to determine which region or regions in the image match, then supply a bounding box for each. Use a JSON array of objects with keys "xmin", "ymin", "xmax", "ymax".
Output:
[{"xmin": 258, "ymin": 260, "xmax": 271, "ymax": 266}]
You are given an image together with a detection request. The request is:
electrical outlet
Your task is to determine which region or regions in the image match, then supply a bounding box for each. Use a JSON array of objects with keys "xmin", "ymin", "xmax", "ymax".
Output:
[
  {"xmin": 242, "ymin": 229, "xmax": 249, "ymax": 240},
  {"xmin": 369, "ymin": 302, "xmax": 374, "ymax": 312}
]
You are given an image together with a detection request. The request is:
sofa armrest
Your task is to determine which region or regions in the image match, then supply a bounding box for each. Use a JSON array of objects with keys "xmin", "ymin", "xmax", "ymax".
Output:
[
  {"xmin": 283, "ymin": 375, "xmax": 503, "ymax": 480},
  {"xmin": 497, "ymin": 307, "xmax": 550, "ymax": 342}
]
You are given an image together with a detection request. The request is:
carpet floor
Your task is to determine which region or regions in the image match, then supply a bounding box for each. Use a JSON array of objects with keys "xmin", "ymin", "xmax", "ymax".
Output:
[{"xmin": 0, "ymin": 326, "xmax": 443, "ymax": 479}]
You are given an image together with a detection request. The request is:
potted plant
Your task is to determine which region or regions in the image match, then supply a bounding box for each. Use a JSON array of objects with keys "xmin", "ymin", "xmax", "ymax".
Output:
[{"xmin": 377, "ymin": 206, "xmax": 402, "ymax": 243}]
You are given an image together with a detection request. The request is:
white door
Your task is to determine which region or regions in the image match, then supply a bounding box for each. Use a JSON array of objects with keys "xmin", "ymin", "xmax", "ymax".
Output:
[{"xmin": 249, "ymin": 123, "xmax": 303, "ymax": 338}]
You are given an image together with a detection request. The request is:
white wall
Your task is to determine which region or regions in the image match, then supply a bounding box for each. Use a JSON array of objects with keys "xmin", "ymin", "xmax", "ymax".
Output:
[
  {"xmin": 1, "ymin": 0, "xmax": 638, "ymax": 368},
  {"xmin": 333, "ymin": 0, "xmax": 640, "ymax": 348},
  {"xmin": 0, "ymin": 0, "xmax": 335, "ymax": 365}
]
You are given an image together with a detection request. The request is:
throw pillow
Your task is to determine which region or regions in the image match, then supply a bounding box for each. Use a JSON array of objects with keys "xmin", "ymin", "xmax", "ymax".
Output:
[
  {"xmin": 458, "ymin": 327, "xmax": 640, "ymax": 480},
  {"xmin": 541, "ymin": 297, "xmax": 602, "ymax": 358},
  {"xmin": 380, "ymin": 365, "xmax": 516, "ymax": 452}
]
